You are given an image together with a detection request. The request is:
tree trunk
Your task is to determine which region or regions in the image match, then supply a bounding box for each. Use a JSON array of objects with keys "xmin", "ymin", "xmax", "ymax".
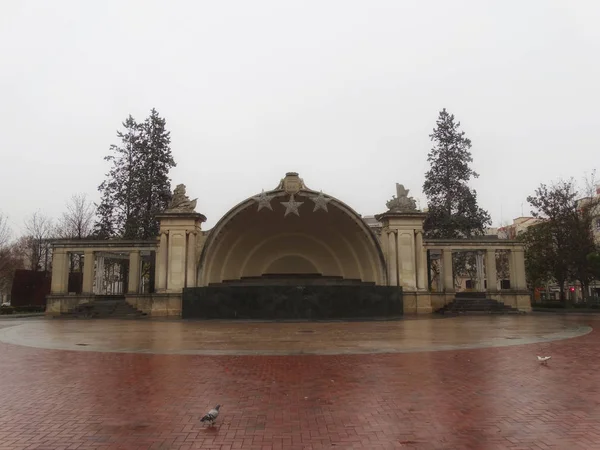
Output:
[
  {"xmin": 580, "ymin": 280, "xmax": 588, "ymax": 300},
  {"xmin": 558, "ymin": 281, "xmax": 566, "ymax": 301}
]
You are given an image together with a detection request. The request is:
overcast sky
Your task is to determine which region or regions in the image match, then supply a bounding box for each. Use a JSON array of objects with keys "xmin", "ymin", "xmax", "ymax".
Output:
[{"xmin": 1, "ymin": 1, "xmax": 599, "ymax": 236}]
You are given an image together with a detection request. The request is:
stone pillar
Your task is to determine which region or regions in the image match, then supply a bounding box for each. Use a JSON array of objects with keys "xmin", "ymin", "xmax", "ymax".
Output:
[
  {"xmin": 82, "ymin": 251, "xmax": 95, "ymax": 294},
  {"xmin": 442, "ymin": 249, "xmax": 454, "ymax": 292},
  {"xmin": 475, "ymin": 251, "xmax": 485, "ymax": 291},
  {"xmin": 50, "ymin": 250, "xmax": 69, "ymax": 294},
  {"xmin": 397, "ymin": 232, "xmax": 416, "ymax": 290},
  {"xmin": 517, "ymin": 249, "xmax": 527, "ymax": 290},
  {"xmin": 167, "ymin": 232, "xmax": 187, "ymax": 291},
  {"xmin": 157, "ymin": 231, "xmax": 168, "ymax": 291},
  {"xmin": 387, "ymin": 230, "xmax": 398, "ymax": 286},
  {"xmin": 374, "ymin": 211, "xmax": 427, "ymax": 290},
  {"xmin": 511, "ymin": 248, "xmax": 526, "ymax": 290},
  {"xmin": 485, "ymin": 249, "xmax": 497, "ymax": 292},
  {"xmin": 415, "ymin": 231, "xmax": 426, "ymax": 290},
  {"xmin": 186, "ymin": 231, "xmax": 197, "ymax": 287},
  {"xmin": 94, "ymin": 254, "xmax": 105, "ymax": 294},
  {"xmin": 156, "ymin": 212, "xmax": 206, "ymax": 293},
  {"xmin": 128, "ymin": 251, "xmax": 141, "ymax": 294}
]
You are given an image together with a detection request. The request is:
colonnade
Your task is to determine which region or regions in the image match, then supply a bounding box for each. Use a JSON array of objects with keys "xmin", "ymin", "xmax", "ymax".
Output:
[
  {"xmin": 377, "ymin": 210, "xmax": 527, "ymax": 293},
  {"xmin": 50, "ymin": 248, "xmax": 148, "ymax": 295},
  {"xmin": 426, "ymin": 245, "xmax": 527, "ymax": 292}
]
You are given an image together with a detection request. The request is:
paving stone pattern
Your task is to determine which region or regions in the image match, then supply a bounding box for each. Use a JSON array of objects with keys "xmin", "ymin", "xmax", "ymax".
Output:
[{"xmin": 0, "ymin": 316, "xmax": 600, "ymax": 449}]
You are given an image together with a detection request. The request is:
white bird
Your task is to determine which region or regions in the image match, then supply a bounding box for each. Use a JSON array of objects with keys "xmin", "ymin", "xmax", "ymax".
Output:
[
  {"xmin": 200, "ymin": 404, "xmax": 221, "ymax": 426},
  {"xmin": 537, "ymin": 356, "xmax": 551, "ymax": 365}
]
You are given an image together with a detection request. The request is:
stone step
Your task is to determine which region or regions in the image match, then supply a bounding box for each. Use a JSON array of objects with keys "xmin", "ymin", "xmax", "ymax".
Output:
[
  {"xmin": 454, "ymin": 292, "xmax": 488, "ymax": 299},
  {"xmin": 437, "ymin": 297, "xmax": 522, "ymax": 315},
  {"xmin": 65, "ymin": 299, "xmax": 147, "ymax": 319}
]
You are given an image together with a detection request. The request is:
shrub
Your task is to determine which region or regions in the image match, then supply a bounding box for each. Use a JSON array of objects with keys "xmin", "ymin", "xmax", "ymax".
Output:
[
  {"xmin": 0, "ymin": 306, "xmax": 14, "ymax": 315},
  {"xmin": 12, "ymin": 305, "xmax": 45, "ymax": 313},
  {"xmin": 534, "ymin": 302, "xmax": 565, "ymax": 309}
]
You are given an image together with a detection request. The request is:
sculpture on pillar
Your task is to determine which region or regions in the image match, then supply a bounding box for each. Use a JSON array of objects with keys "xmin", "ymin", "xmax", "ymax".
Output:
[
  {"xmin": 386, "ymin": 183, "xmax": 417, "ymax": 213},
  {"xmin": 166, "ymin": 184, "xmax": 197, "ymax": 213}
]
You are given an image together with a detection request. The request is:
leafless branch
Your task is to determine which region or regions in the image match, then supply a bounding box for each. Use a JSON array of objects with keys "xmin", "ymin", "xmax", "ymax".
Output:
[
  {"xmin": 0, "ymin": 212, "xmax": 10, "ymax": 250},
  {"xmin": 55, "ymin": 194, "xmax": 96, "ymax": 239},
  {"xmin": 23, "ymin": 211, "xmax": 54, "ymax": 271}
]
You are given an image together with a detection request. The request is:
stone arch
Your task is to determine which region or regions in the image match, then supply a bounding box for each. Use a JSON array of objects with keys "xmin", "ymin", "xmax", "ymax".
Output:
[
  {"xmin": 199, "ymin": 189, "xmax": 387, "ymax": 286},
  {"xmin": 237, "ymin": 232, "xmax": 344, "ymax": 279},
  {"xmin": 263, "ymin": 254, "xmax": 320, "ymax": 274}
]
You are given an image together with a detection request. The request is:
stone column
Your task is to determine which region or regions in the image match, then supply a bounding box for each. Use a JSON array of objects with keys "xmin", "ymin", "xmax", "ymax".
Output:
[
  {"xmin": 475, "ymin": 251, "xmax": 485, "ymax": 291},
  {"xmin": 50, "ymin": 250, "xmax": 69, "ymax": 294},
  {"xmin": 511, "ymin": 248, "xmax": 526, "ymax": 290},
  {"xmin": 128, "ymin": 251, "xmax": 141, "ymax": 294},
  {"xmin": 415, "ymin": 231, "xmax": 426, "ymax": 290},
  {"xmin": 387, "ymin": 230, "xmax": 398, "ymax": 287},
  {"xmin": 167, "ymin": 232, "xmax": 187, "ymax": 291},
  {"xmin": 397, "ymin": 232, "xmax": 415, "ymax": 290},
  {"xmin": 442, "ymin": 249, "xmax": 454, "ymax": 292},
  {"xmin": 186, "ymin": 231, "xmax": 197, "ymax": 287},
  {"xmin": 94, "ymin": 254, "xmax": 105, "ymax": 294},
  {"xmin": 157, "ymin": 231, "xmax": 168, "ymax": 291},
  {"xmin": 82, "ymin": 251, "xmax": 95, "ymax": 294},
  {"xmin": 485, "ymin": 249, "xmax": 497, "ymax": 292}
]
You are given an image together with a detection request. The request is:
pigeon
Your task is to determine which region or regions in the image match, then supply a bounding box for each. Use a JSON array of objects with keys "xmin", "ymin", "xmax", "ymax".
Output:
[
  {"xmin": 537, "ymin": 356, "xmax": 551, "ymax": 365},
  {"xmin": 200, "ymin": 404, "xmax": 221, "ymax": 426}
]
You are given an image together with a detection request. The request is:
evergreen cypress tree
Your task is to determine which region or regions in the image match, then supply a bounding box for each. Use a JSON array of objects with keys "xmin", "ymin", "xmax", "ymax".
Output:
[
  {"xmin": 137, "ymin": 108, "xmax": 176, "ymax": 239},
  {"xmin": 423, "ymin": 109, "xmax": 491, "ymax": 238},
  {"xmin": 93, "ymin": 190, "xmax": 115, "ymax": 239},
  {"xmin": 94, "ymin": 110, "xmax": 176, "ymax": 239}
]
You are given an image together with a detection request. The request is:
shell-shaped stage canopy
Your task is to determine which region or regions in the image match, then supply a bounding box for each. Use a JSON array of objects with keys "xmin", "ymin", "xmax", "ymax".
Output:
[{"xmin": 198, "ymin": 172, "xmax": 387, "ymax": 287}]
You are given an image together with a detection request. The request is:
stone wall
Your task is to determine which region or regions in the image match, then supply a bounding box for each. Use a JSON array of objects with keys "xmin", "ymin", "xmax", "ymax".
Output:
[
  {"xmin": 126, "ymin": 294, "xmax": 182, "ymax": 317},
  {"xmin": 402, "ymin": 292, "xmax": 434, "ymax": 314},
  {"xmin": 489, "ymin": 292, "xmax": 532, "ymax": 312},
  {"xmin": 46, "ymin": 295, "xmax": 94, "ymax": 316},
  {"xmin": 182, "ymin": 285, "xmax": 403, "ymax": 320}
]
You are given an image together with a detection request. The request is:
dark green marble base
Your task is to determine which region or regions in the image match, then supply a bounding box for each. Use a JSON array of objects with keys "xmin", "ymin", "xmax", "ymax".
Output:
[{"xmin": 182, "ymin": 285, "xmax": 403, "ymax": 320}]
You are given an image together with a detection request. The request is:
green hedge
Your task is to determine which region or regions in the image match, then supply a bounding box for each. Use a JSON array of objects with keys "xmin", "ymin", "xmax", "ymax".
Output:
[
  {"xmin": 534, "ymin": 302, "xmax": 600, "ymax": 309},
  {"xmin": 0, "ymin": 305, "xmax": 45, "ymax": 314},
  {"xmin": 13, "ymin": 305, "xmax": 45, "ymax": 313}
]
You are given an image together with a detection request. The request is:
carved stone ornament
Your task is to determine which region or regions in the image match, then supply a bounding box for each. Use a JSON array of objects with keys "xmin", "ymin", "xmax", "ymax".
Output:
[
  {"xmin": 385, "ymin": 183, "xmax": 417, "ymax": 213},
  {"xmin": 166, "ymin": 184, "xmax": 198, "ymax": 212},
  {"xmin": 309, "ymin": 191, "xmax": 332, "ymax": 212},
  {"xmin": 281, "ymin": 194, "xmax": 304, "ymax": 217},
  {"xmin": 252, "ymin": 189, "xmax": 275, "ymax": 211},
  {"xmin": 274, "ymin": 172, "xmax": 308, "ymax": 194}
]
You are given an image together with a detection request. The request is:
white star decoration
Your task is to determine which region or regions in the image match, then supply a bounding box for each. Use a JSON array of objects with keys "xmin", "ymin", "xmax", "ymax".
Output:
[
  {"xmin": 281, "ymin": 194, "xmax": 304, "ymax": 217},
  {"xmin": 252, "ymin": 190, "xmax": 275, "ymax": 211},
  {"xmin": 309, "ymin": 191, "xmax": 331, "ymax": 212}
]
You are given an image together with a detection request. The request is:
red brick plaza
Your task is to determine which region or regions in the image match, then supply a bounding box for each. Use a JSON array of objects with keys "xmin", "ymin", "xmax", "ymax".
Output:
[{"xmin": 1, "ymin": 315, "xmax": 600, "ymax": 450}]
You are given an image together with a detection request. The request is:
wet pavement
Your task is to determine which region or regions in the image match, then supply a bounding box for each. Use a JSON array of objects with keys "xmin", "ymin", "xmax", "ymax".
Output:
[
  {"xmin": 0, "ymin": 315, "xmax": 590, "ymax": 355},
  {"xmin": 0, "ymin": 314, "xmax": 599, "ymax": 449}
]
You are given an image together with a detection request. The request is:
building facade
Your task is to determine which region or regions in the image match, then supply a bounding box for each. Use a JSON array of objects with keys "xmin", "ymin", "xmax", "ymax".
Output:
[{"xmin": 47, "ymin": 172, "xmax": 531, "ymax": 317}]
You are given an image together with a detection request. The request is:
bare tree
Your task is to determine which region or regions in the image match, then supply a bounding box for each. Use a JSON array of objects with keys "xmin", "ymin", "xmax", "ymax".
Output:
[
  {"xmin": 0, "ymin": 213, "xmax": 14, "ymax": 302},
  {"xmin": 55, "ymin": 194, "xmax": 96, "ymax": 239},
  {"xmin": 0, "ymin": 241, "xmax": 25, "ymax": 302},
  {"xmin": 23, "ymin": 211, "xmax": 54, "ymax": 272},
  {"xmin": 497, "ymin": 220, "xmax": 515, "ymax": 240},
  {"xmin": 53, "ymin": 194, "xmax": 96, "ymax": 272},
  {"xmin": 496, "ymin": 250, "xmax": 511, "ymax": 286},
  {"xmin": 0, "ymin": 212, "xmax": 9, "ymax": 250}
]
